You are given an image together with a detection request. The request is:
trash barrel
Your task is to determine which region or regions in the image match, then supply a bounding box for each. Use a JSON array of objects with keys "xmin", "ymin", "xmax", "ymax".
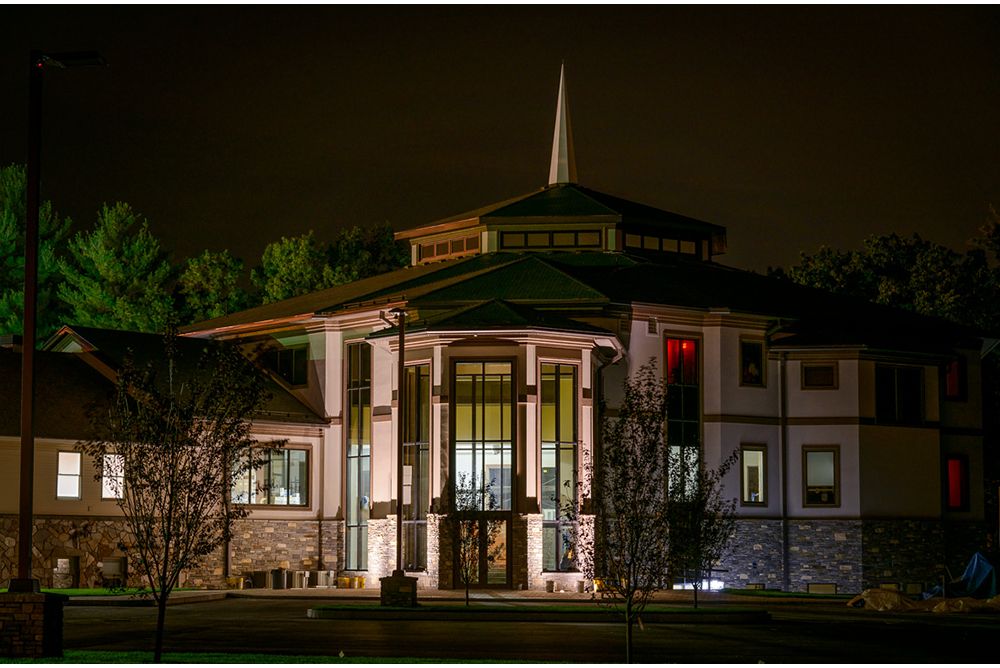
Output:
[{"xmin": 270, "ymin": 568, "xmax": 286, "ymax": 590}]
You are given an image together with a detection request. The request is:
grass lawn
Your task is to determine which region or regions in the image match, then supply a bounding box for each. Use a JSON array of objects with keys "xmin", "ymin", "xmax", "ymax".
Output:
[
  {"xmin": 0, "ymin": 588, "xmax": 194, "ymax": 597},
  {"xmin": 721, "ymin": 587, "xmax": 851, "ymax": 600},
  {"xmin": 0, "ymin": 650, "xmax": 513, "ymax": 664},
  {"xmin": 312, "ymin": 602, "xmax": 757, "ymax": 613}
]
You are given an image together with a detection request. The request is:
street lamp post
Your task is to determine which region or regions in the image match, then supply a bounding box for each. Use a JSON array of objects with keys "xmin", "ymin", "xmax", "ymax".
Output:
[
  {"xmin": 378, "ymin": 306, "xmax": 418, "ymax": 606},
  {"xmin": 8, "ymin": 50, "xmax": 104, "ymax": 594}
]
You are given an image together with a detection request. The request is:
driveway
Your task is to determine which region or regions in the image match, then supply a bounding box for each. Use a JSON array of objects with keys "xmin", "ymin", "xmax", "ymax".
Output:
[{"xmin": 63, "ymin": 597, "xmax": 999, "ymax": 663}]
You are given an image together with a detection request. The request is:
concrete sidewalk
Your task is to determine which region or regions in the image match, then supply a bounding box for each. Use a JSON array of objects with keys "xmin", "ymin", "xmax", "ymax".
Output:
[{"xmin": 66, "ymin": 585, "xmax": 848, "ymax": 607}]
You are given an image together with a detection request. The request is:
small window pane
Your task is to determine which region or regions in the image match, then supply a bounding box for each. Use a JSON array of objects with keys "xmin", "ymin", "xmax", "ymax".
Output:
[
  {"xmin": 58, "ymin": 452, "xmax": 81, "ymax": 475},
  {"xmin": 436, "ymin": 242, "xmax": 449, "ymax": 256},
  {"xmin": 102, "ymin": 454, "xmax": 124, "ymax": 499},
  {"xmin": 451, "ymin": 239, "xmax": 464, "ymax": 254},
  {"xmin": 679, "ymin": 240, "xmax": 696, "ymax": 254},
  {"xmin": 466, "ymin": 235, "xmax": 480, "ymax": 250},
  {"xmin": 57, "ymin": 476, "xmax": 80, "ymax": 499},
  {"xmin": 502, "ymin": 232, "xmax": 525, "ymax": 248},
  {"xmin": 740, "ymin": 341, "xmax": 764, "ymax": 386},
  {"xmin": 577, "ymin": 231, "xmax": 600, "ymax": 247},
  {"xmin": 643, "ymin": 236, "xmax": 659, "ymax": 250},
  {"xmin": 419, "ymin": 244, "xmax": 434, "ymax": 260},
  {"xmin": 662, "ymin": 238, "xmax": 679, "ymax": 252},
  {"xmin": 804, "ymin": 449, "xmax": 838, "ymax": 506},
  {"xmin": 526, "ymin": 232, "xmax": 550, "ymax": 247},
  {"xmin": 625, "ymin": 233, "xmax": 641, "ymax": 248},
  {"xmin": 803, "ymin": 364, "xmax": 836, "ymax": 389},
  {"xmin": 553, "ymin": 232, "xmax": 575, "ymax": 247},
  {"xmin": 741, "ymin": 447, "xmax": 765, "ymax": 504}
]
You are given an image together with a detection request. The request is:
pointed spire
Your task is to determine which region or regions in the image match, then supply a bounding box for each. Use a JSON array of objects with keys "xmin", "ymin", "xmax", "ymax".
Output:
[{"xmin": 548, "ymin": 63, "xmax": 577, "ymax": 185}]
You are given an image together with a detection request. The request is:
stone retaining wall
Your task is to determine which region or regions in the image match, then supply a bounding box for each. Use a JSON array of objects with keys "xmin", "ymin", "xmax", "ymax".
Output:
[{"xmin": 0, "ymin": 516, "xmax": 129, "ymax": 589}]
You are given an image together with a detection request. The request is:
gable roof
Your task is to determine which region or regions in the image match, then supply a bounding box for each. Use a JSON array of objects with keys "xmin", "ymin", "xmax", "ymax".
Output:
[
  {"xmin": 0, "ymin": 348, "xmax": 116, "ymax": 439},
  {"xmin": 44, "ymin": 326, "xmax": 325, "ymax": 424}
]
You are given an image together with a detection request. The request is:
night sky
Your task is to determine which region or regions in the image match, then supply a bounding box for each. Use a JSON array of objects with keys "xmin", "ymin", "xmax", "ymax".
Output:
[{"xmin": 2, "ymin": 5, "xmax": 999, "ymax": 273}]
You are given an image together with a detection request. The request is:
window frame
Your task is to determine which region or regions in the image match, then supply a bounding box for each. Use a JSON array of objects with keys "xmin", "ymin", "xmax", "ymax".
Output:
[
  {"xmin": 802, "ymin": 445, "xmax": 840, "ymax": 508},
  {"xmin": 801, "ymin": 362, "xmax": 839, "ymax": 390},
  {"xmin": 739, "ymin": 444, "xmax": 767, "ymax": 507},
  {"xmin": 56, "ymin": 451, "xmax": 82, "ymax": 500},
  {"xmin": 875, "ymin": 364, "xmax": 924, "ymax": 425},
  {"xmin": 739, "ymin": 339, "xmax": 766, "ymax": 388},
  {"xmin": 449, "ymin": 357, "xmax": 517, "ymax": 514},
  {"xmin": 539, "ymin": 361, "xmax": 580, "ymax": 573},
  {"xmin": 402, "ymin": 362, "xmax": 431, "ymax": 572},
  {"xmin": 231, "ymin": 446, "xmax": 311, "ymax": 507},
  {"xmin": 267, "ymin": 345, "xmax": 309, "ymax": 388},
  {"xmin": 345, "ymin": 341, "xmax": 372, "ymax": 571}
]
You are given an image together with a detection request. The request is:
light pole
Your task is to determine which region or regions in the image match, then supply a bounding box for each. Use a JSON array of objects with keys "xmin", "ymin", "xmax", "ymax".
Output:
[
  {"xmin": 8, "ymin": 50, "xmax": 105, "ymax": 593},
  {"xmin": 378, "ymin": 306, "xmax": 417, "ymax": 606},
  {"xmin": 390, "ymin": 307, "xmax": 407, "ymax": 576}
]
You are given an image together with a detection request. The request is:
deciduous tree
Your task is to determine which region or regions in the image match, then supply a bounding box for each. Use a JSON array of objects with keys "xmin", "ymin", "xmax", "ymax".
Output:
[
  {"xmin": 449, "ymin": 473, "xmax": 504, "ymax": 606},
  {"xmin": 177, "ymin": 249, "xmax": 250, "ymax": 323},
  {"xmin": 251, "ymin": 231, "xmax": 335, "ymax": 304},
  {"xmin": 81, "ymin": 330, "xmax": 282, "ymax": 662}
]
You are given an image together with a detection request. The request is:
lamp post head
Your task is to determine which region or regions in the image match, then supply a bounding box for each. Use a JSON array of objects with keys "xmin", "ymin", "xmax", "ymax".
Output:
[{"xmin": 36, "ymin": 51, "xmax": 106, "ymax": 70}]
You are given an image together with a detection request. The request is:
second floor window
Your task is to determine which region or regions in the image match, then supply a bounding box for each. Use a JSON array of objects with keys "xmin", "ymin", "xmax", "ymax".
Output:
[
  {"xmin": 265, "ymin": 346, "xmax": 308, "ymax": 386},
  {"xmin": 57, "ymin": 452, "xmax": 82, "ymax": 500},
  {"xmin": 875, "ymin": 365, "xmax": 923, "ymax": 425}
]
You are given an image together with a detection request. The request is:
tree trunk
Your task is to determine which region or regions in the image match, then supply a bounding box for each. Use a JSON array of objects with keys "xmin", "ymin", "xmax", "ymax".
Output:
[
  {"xmin": 692, "ymin": 569, "xmax": 699, "ymax": 609},
  {"xmin": 625, "ymin": 598, "xmax": 633, "ymax": 664},
  {"xmin": 153, "ymin": 593, "xmax": 168, "ymax": 663},
  {"xmin": 465, "ymin": 579, "xmax": 470, "ymax": 606}
]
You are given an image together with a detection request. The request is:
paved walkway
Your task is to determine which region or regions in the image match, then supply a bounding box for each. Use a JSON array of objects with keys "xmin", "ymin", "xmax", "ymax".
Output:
[{"xmin": 69, "ymin": 585, "xmax": 845, "ymax": 607}]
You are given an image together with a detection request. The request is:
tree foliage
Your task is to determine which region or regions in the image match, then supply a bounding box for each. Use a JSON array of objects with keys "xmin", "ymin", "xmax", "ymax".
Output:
[
  {"xmin": 251, "ymin": 225, "xmax": 408, "ymax": 304},
  {"xmin": 666, "ymin": 449, "xmax": 737, "ymax": 609},
  {"xmin": 59, "ymin": 202, "xmax": 174, "ymax": 332},
  {"xmin": 780, "ymin": 222, "xmax": 1000, "ymax": 331},
  {"xmin": 177, "ymin": 249, "xmax": 250, "ymax": 323},
  {"xmin": 81, "ymin": 331, "xmax": 282, "ymax": 662},
  {"xmin": 583, "ymin": 361, "xmax": 672, "ymax": 663},
  {"xmin": 0, "ymin": 164, "xmax": 72, "ymax": 338},
  {"xmin": 580, "ymin": 361, "xmax": 737, "ymax": 661}
]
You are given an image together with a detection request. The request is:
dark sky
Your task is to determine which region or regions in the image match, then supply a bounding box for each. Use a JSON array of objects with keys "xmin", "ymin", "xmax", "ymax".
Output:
[{"xmin": 2, "ymin": 5, "xmax": 999, "ymax": 272}]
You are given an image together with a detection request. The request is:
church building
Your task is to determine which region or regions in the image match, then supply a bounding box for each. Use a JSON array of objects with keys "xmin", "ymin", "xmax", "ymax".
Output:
[{"xmin": 1, "ymin": 67, "xmax": 988, "ymax": 594}]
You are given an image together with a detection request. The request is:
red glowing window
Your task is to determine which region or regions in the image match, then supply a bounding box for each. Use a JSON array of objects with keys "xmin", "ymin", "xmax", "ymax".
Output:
[
  {"xmin": 665, "ymin": 338, "xmax": 697, "ymax": 386},
  {"xmin": 946, "ymin": 456, "xmax": 968, "ymax": 511},
  {"xmin": 944, "ymin": 359, "xmax": 965, "ymax": 401}
]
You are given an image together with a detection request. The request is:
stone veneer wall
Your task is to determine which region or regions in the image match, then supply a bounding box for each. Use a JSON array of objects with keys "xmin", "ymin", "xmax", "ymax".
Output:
[
  {"xmin": 185, "ymin": 518, "xmax": 343, "ymax": 588},
  {"xmin": 787, "ymin": 520, "xmax": 863, "ymax": 593},
  {"xmin": 723, "ymin": 519, "xmax": 864, "ymax": 593},
  {"xmin": 719, "ymin": 519, "xmax": 786, "ymax": 589},
  {"xmin": 0, "ymin": 516, "xmax": 130, "ymax": 589},
  {"xmin": 861, "ymin": 519, "xmax": 988, "ymax": 591}
]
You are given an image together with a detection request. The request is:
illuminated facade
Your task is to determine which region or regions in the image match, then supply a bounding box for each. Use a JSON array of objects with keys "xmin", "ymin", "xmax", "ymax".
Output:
[{"xmin": 0, "ymin": 67, "xmax": 988, "ymax": 593}]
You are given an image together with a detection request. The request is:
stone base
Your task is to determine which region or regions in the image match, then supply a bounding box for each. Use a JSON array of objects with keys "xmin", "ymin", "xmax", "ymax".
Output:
[
  {"xmin": 0, "ymin": 591, "xmax": 66, "ymax": 658},
  {"xmin": 379, "ymin": 571, "xmax": 418, "ymax": 607}
]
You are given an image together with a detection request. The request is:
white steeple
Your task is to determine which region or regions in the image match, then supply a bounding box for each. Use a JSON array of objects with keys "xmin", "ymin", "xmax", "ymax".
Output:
[{"xmin": 547, "ymin": 63, "xmax": 577, "ymax": 185}]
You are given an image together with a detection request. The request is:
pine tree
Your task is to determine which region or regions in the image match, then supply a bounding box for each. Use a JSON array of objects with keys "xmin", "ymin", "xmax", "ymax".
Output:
[
  {"xmin": 59, "ymin": 202, "xmax": 175, "ymax": 332},
  {"xmin": 0, "ymin": 164, "xmax": 72, "ymax": 339}
]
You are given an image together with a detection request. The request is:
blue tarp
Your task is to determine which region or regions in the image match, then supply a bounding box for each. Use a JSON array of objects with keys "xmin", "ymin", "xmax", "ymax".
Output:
[{"xmin": 922, "ymin": 552, "xmax": 996, "ymax": 599}]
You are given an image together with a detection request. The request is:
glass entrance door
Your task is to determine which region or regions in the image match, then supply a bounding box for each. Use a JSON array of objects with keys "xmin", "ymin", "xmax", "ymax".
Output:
[{"xmin": 453, "ymin": 360, "xmax": 514, "ymax": 588}]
